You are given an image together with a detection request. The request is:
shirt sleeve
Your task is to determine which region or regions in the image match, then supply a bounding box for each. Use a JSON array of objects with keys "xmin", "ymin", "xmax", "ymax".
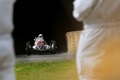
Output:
[{"xmin": 73, "ymin": 0, "xmax": 98, "ymax": 21}]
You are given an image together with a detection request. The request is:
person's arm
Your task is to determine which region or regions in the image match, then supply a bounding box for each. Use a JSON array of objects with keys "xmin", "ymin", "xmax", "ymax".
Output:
[{"xmin": 73, "ymin": 0, "xmax": 98, "ymax": 21}]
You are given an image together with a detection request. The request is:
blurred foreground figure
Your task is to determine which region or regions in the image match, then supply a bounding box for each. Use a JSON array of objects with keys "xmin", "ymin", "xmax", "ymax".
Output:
[
  {"xmin": 73, "ymin": 0, "xmax": 120, "ymax": 80},
  {"xmin": 0, "ymin": 0, "xmax": 16, "ymax": 80}
]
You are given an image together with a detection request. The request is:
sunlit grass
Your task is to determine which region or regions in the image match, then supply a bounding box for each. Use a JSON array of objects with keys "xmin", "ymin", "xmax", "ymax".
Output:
[{"xmin": 15, "ymin": 60, "xmax": 79, "ymax": 80}]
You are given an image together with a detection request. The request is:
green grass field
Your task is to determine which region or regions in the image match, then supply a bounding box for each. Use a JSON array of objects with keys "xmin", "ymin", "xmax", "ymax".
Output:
[{"xmin": 15, "ymin": 60, "xmax": 79, "ymax": 80}]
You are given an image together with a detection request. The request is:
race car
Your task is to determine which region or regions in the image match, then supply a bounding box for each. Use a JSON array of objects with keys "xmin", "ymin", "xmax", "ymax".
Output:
[{"xmin": 25, "ymin": 34, "xmax": 57, "ymax": 56}]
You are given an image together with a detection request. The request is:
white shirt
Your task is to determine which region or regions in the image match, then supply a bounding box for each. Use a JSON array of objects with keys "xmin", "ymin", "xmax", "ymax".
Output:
[
  {"xmin": 0, "ymin": 0, "xmax": 15, "ymax": 34},
  {"xmin": 73, "ymin": 0, "xmax": 120, "ymax": 29}
]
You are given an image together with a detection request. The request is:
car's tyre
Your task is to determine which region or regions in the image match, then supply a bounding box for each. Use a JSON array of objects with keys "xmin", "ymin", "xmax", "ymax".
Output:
[
  {"xmin": 50, "ymin": 40, "xmax": 56, "ymax": 54},
  {"xmin": 26, "ymin": 41, "xmax": 31, "ymax": 56}
]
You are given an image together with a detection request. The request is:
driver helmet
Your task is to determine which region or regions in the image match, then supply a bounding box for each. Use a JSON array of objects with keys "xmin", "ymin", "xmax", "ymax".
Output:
[{"xmin": 38, "ymin": 34, "xmax": 43, "ymax": 38}]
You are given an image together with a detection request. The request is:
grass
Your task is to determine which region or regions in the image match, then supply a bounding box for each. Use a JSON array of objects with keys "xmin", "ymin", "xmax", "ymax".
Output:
[{"xmin": 15, "ymin": 60, "xmax": 79, "ymax": 80}]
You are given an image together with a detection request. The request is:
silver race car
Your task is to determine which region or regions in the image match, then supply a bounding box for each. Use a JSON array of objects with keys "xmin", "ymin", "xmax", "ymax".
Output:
[{"xmin": 25, "ymin": 34, "xmax": 57, "ymax": 56}]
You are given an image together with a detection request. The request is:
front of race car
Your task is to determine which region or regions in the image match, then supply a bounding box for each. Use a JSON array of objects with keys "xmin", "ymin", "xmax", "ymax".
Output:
[{"xmin": 32, "ymin": 40, "xmax": 50, "ymax": 50}]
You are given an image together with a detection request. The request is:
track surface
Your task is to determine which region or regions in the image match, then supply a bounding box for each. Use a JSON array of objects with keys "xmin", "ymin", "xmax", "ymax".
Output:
[{"xmin": 16, "ymin": 52, "xmax": 76, "ymax": 63}]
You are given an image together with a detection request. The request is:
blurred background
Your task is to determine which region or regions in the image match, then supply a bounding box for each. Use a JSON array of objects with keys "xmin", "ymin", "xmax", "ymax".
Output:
[{"xmin": 13, "ymin": 0, "xmax": 83, "ymax": 55}]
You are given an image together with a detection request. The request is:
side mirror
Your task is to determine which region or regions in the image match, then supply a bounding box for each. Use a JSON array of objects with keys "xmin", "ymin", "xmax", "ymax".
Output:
[{"xmin": 34, "ymin": 37, "xmax": 37, "ymax": 41}]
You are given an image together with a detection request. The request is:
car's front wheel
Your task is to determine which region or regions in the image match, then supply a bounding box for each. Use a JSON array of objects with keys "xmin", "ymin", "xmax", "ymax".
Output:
[
  {"xmin": 26, "ymin": 41, "xmax": 31, "ymax": 56},
  {"xmin": 50, "ymin": 40, "xmax": 57, "ymax": 54}
]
